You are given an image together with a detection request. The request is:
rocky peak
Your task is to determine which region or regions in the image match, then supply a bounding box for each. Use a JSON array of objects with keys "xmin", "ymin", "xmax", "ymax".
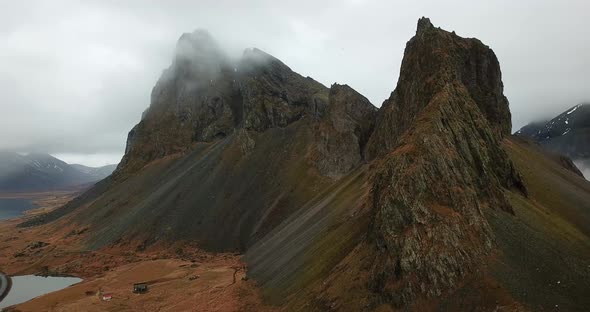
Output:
[
  {"xmin": 367, "ymin": 18, "xmax": 525, "ymax": 305},
  {"xmin": 311, "ymin": 84, "xmax": 377, "ymax": 177},
  {"xmin": 366, "ymin": 17, "xmax": 511, "ymax": 159},
  {"xmin": 326, "ymin": 84, "xmax": 377, "ymax": 137},
  {"xmin": 241, "ymin": 48, "xmax": 285, "ymax": 70},
  {"xmin": 416, "ymin": 16, "xmax": 434, "ymax": 33},
  {"xmin": 117, "ymin": 30, "xmax": 329, "ymax": 176},
  {"xmin": 174, "ymin": 29, "xmax": 229, "ymax": 73}
]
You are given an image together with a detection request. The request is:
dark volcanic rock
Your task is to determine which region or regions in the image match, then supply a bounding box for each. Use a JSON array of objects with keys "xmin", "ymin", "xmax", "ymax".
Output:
[
  {"xmin": 311, "ymin": 84, "xmax": 377, "ymax": 177},
  {"xmin": 238, "ymin": 48, "xmax": 328, "ymax": 131},
  {"xmin": 367, "ymin": 18, "xmax": 525, "ymax": 305},
  {"xmin": 21, "ymin": 30, "xmax": 368, "ymax": 252},
  {"xmin": 118, "ymin": 31, "xmax": 328, "ymax": 175},
  {"xmin": 366, "ymin": 17, "xmax": 512, "ymax": 160}
]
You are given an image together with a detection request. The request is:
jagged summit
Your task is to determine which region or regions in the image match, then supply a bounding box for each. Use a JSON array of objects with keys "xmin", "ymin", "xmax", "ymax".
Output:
[
  {"xmin": 366, "ymin": 18, "xmax": 511, "ymax": 159},
  {"xmin": 242, "ymin": 47, "xmax": 282, "ymax": 65},
  {"xmin": 171, "ymin": 29, "xmax": 230, "ymax": 84},
  {"xmin": 176, "ymin": 29, "xmax": 225, "ymax": 59},
  {"xmin": 362, "ymin": 18, "xmax": 525, "ymax": 304},
  {"xmin": 177, "ymin": 29, "xmax": 215, "ymax": 44},
  {"xmin": 118, "ymin": 31, "xmax": 331, "ymax": 175},
  {"xmin": 416, "ymin": 16, "xmax": 434, "ymax": 33}
]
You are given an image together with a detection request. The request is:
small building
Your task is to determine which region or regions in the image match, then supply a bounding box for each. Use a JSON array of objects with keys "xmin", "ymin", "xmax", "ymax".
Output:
[
  {"xmin": 133, "ymin": 283, "xmax": 148, "ymax": 293},
  {"xmin": 102, "ymin": 293, "xmax": 113, "ymax": 301}
]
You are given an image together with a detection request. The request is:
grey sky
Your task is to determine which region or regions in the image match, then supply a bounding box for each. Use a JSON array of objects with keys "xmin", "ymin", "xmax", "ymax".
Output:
[{"xmin": 0, "ymin": 0, "xmax": 588, "ymax": 166}]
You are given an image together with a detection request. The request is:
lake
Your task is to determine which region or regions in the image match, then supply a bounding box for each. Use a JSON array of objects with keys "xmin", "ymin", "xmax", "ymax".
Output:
[
  {"xmin": 0, "ymin": 198, "xmax": 34, "ymax": 220},
  {"xmin": 0, "ymin": 275, "xmax": 82, "ymax": 309}
]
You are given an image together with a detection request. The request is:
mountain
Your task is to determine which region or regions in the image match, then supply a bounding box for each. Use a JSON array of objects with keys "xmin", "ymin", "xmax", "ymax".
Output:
[
  {"xmin": 70, "ymin": 164, "xmax": 117, "ymax": 180},
  {"xmin": 516, "ymin": 103, "xmax": 590, "ymax": 178},
  {"xmin": 0, "ymin": 152, "xmax": 117, "ymax": 192},
  {"xmin": 19, "ymin": 18, "xmax": 590, "ymax": 311}
]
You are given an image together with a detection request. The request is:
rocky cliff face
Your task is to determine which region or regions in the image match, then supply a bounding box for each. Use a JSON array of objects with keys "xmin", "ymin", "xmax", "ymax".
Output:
[
  {"xmin": 311, "ymin": 84, "xmax": 377, "ymax": 177},
  {"xmin": 118, "ymin": 30, "xmax": 329, "ymax": 176},
  {"xmin": 367, "ymin": 18, "xmax": 525, "ymax": 305},
  {"xmin": 22, "ymin": 29, "xmax": 378, "ymax": 252},
  {"xmin": 366, "ymin": 18, "xmax": 511, "ymax": 160}
]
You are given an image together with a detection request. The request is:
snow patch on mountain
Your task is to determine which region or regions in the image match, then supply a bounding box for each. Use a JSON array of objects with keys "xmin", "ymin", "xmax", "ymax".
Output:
[{"xmin": 566, "ymin": 105, "xmax": 580, "ymax": 115}]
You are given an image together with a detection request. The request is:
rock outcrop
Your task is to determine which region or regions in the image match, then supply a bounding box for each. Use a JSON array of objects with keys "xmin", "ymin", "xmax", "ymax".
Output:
[
  {"xmin": 21, "ymin": 30, "xmax": 376, "ymax": 252},
  {"xmin": 311, "ymin": 84, "xmax": 377, "ymax": 177},
  {"xmin": 118, "ymin": 30, "xmax": 329, "ymax": 176},
  {"xmin": 367, "ymin": 18, "xmax": 525, "ymax": 305},
  {"xmin": 366, "ymin": 18, "xmax": 511, "ymax": 160}
]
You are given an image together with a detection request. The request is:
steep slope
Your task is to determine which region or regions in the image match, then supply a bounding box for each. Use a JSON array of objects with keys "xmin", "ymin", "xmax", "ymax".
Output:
[
  {"xmin": 118, "ymin": 30, "xmax": 329, "ymax": 176},
  {"xmin": 20, "ymin": 30, "xmax": 377, "ymax": 253},
  {"xmin": 486, "ymin": 137, "xmax": 590, "ymax": 311},
  {"xmin": 364, "ymin": 17, "xmax": 523, "ymax": 305},
  {"xmin": 245, "ymin": 18, "xmax": 588, "ymax": 312},
  {"xmin": 366, "ymin": 18, "xmax": 512, "ymax": 160},
  {"xmin": 516, "ymin": 103, "xmax": 590, "ymax": 178},
  {"xmin": 0, "ymin": 152, "xmax": 113, "ymax": 192}
]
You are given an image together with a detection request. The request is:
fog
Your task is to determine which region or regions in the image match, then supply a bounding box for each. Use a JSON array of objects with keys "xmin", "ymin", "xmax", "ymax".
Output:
[
  {"xmin": 574, "ymin": 160, "xmax": 590, "ymax": 180},
  {"xmin": 0, "ymin": 0, "xmax": 588, "ymax": 166}
]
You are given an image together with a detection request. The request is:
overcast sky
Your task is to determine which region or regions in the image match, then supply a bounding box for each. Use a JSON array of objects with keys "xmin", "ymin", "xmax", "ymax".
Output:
[{"xmin": 0, "ymin": 0, "xmax": 588, "ymax": 166}]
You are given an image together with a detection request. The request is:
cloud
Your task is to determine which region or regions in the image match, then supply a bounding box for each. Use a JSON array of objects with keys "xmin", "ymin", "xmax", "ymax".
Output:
[{"xmin": 0, "ymin": 0, "xmax": 588, "ymax": 165}]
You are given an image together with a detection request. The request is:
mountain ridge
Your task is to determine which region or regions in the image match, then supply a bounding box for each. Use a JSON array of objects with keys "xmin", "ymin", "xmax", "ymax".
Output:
[
  {"xmin": 0, "ymin": 152, "xmax": 116, "ymax": 192},
  {"xmin": 516, "ymin": 103, "xmax": 590, "ymax": 178},
  {"xmin": 14, "ymin": 18, "xmax": 590, "ymax": 311}
]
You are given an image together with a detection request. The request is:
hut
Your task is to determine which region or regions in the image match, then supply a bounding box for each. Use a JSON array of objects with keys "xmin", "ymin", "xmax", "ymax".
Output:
[{"xmin": 133, "ymin": 282, "xmax": 148, "ymax": 293}]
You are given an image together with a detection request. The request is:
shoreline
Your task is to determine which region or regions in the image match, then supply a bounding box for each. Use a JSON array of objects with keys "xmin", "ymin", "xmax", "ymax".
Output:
[
  {"xmin": 0, "ymin": 272, "xmax": 12, "ymax": 304},
  {"xmin": 0, "ymin": 195, "xmax": 272, "ymax": 311}
]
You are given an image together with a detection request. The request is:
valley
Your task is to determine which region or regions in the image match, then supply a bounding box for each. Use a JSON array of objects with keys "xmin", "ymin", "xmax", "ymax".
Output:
[
  {"xmin": 0, "ymin": 201, "xmax": 272, "ymax": 312},
  {"xmin": 0, "ymin": 189, "xmax": 82, "ymax": 221}
]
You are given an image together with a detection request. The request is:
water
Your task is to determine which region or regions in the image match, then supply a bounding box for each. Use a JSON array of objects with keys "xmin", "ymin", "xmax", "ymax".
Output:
[
  {"xmin": 0, "ymin": 275, "xmax": 82, "ymax": 308},
  {"xmin": 573, "ymin": 160, "xmax": 590, "ymax": 181},
  {"xmin": 0, "ymin": 198, "xmax": 34, "ymax": 220}
]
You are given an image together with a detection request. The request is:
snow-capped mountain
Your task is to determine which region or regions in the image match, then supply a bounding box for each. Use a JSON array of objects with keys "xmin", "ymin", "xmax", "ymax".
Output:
[
  {"xmin": 0, "ymin": 152, "xmax": 116, "ymax": 192},
  {"xmin": 516, "ymin": 103, "xmax": 590, "ymax": 178}
]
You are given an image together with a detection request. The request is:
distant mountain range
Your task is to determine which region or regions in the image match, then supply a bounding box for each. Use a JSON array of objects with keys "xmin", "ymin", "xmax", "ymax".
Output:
[
  {"xmin": 0, "ymin": 152, "xmax": 117, "ymax": 192},
  {"xmin": 516, "ymin": 103, "xmax": 590, "ymax": 178}
]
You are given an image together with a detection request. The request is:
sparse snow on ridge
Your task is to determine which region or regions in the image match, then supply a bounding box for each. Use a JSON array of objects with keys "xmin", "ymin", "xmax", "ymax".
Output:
[{"xmin": 566, "ymin": 104, "xmax": 580, "ymax": 115}]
